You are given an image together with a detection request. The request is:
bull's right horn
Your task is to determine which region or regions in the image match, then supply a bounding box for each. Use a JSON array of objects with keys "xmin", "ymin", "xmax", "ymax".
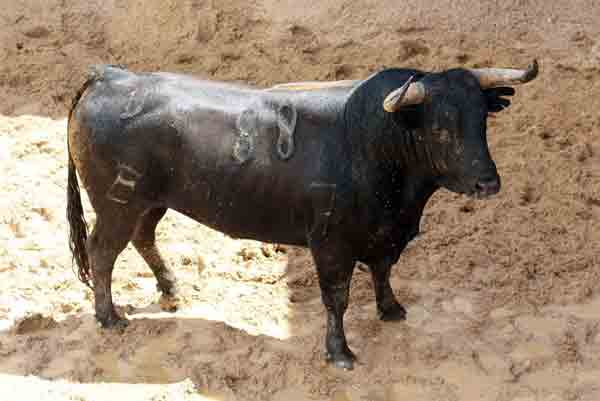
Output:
[
  {"xmin": 383, "ymin": 75, "xmax": 426, "ymax": 112},
  {"xmin": 468, "ymin": 59, "xmax": 539, "ymax": 89}
]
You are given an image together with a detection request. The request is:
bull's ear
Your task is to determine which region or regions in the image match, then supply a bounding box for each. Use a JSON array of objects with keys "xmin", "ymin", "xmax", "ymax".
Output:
[{"xmin": 484, "ymin": 87, "xmax": 515, "ymax": 114}]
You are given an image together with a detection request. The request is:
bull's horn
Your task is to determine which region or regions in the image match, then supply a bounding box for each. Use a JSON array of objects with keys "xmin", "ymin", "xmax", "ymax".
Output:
[
  {"xmin": 468, "ymin": 59, "xmax": 539, "ymax": 89},
  {"xmin": 383, "ymin": 75, "xmax": 426, "ymax": 112}
]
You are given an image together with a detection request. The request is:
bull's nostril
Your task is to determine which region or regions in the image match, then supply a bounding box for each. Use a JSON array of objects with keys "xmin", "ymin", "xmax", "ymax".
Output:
[{"xmin": 475, "ymin": 176, "xmax": 501, "ymax": 195}]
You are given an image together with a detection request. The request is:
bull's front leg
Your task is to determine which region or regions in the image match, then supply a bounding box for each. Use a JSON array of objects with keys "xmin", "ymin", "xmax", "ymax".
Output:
[
  {"xmin": 309, "ymin": 235, "xmax": 357, "ymax": 370},
  {"xmin": 369, "ymin": 258, "xmax": 406, "ymax": 321}
]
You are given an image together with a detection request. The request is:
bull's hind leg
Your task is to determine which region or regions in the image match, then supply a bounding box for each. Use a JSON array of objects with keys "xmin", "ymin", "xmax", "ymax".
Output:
[
  {"xmin": 131, "ymin": 207, "xmax": 180, "ymax": 311},
  {"xmin": 87, "ymin": 207, "xmax": 140, "ymax": 328},
  {"xmin": 369, "ymin": 259, "xmax": 406, "ymax": 321}
]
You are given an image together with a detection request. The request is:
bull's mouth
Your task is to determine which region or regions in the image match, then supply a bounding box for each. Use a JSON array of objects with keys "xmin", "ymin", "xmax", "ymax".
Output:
[
  {"xmin": 438, "ymin": 175, "xmax": 501, "ymax": 199},
  {"xmin": 469, "ymin": 177, "xmax": 501, "ymax": 199}
]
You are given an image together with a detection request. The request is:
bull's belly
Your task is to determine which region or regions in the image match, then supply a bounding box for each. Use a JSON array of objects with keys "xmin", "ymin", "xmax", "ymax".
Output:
[
  {"xmin": 166, "ymin": 179, "xmax": 311, "ymax": 246},
  {"xmin": 157, "ymin": 120, "xmax": 321, "ymax": 246}
]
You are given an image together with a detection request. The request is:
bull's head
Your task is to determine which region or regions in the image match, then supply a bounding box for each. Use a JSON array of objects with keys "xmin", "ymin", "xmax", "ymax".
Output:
[{"xmin": 382, "ymin": 60, "xmax": 538, "ymax": 198}]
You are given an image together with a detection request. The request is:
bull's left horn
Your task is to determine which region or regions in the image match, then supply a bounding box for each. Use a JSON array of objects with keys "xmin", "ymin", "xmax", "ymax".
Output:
[
  {"xmin": 383, "ymin": 75, "xmax": 426, "ymax": 112},
  {"xmin": 468, "ymin": 59, "xmax": 539, "ymax": 89}
]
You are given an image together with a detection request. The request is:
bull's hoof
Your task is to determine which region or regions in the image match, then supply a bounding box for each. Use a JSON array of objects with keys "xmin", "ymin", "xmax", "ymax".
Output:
[
  {"xmin": 97, "ymin": 313, "xmax": 129, "ymax": 331},
  {"xmin": 377, "ymin": 302, "xmax": 407, "ymax": 322},
  {"xmin": 159, "ymin": 291, "xmax": 182, "ymax": 312},
  {"xmin": 325, "ymin": 349, "xmax": 356, "ymax": 371}
]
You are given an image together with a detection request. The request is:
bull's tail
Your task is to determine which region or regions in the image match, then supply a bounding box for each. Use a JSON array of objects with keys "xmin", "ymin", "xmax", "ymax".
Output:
[
  {"xmin": 67, "ymin": 74, "xmax": 98, "ymax": 289},
  {"xmin": 67, "ymin": 150, "xmax": 92, "ymax": 288}
]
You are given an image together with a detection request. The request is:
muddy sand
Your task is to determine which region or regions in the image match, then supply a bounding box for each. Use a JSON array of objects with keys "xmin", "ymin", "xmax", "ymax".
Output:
[{"xmin": 2, "ymin": 1, "xmax": 600, "ymax": 400}]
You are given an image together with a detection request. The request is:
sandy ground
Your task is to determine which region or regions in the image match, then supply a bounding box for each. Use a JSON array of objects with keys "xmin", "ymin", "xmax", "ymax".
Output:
[{"xmin": 2, "ymin": 1, "xmax": 600, "ymax": 400}]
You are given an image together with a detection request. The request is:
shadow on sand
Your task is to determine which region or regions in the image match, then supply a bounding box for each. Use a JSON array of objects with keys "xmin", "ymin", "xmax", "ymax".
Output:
[{"xmin": 0, "ymin": 247, "xmax": 359, "ymax": 401}]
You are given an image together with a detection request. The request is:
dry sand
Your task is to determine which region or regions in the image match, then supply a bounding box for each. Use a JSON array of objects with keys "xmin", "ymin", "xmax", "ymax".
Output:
[{"xmin": 2, "ymin": 1, "xmax": 600, "ymax": 400}]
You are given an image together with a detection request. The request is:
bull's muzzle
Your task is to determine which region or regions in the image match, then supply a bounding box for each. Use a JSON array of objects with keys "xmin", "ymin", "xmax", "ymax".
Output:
[{"xmin": 474, "ymin": 175, "xmax": 501, "ymax": 198}]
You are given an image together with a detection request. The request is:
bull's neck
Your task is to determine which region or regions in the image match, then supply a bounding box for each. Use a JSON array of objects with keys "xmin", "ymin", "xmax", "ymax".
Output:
[{"xmin": 346, "ymin": 112, "xmax": 439, "ymax": 245}]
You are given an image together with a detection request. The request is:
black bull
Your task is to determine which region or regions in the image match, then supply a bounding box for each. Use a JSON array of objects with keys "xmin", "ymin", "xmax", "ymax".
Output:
[{"xmin": 67, "ymin": 61, "xmax": 538, "ymax": 369}]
